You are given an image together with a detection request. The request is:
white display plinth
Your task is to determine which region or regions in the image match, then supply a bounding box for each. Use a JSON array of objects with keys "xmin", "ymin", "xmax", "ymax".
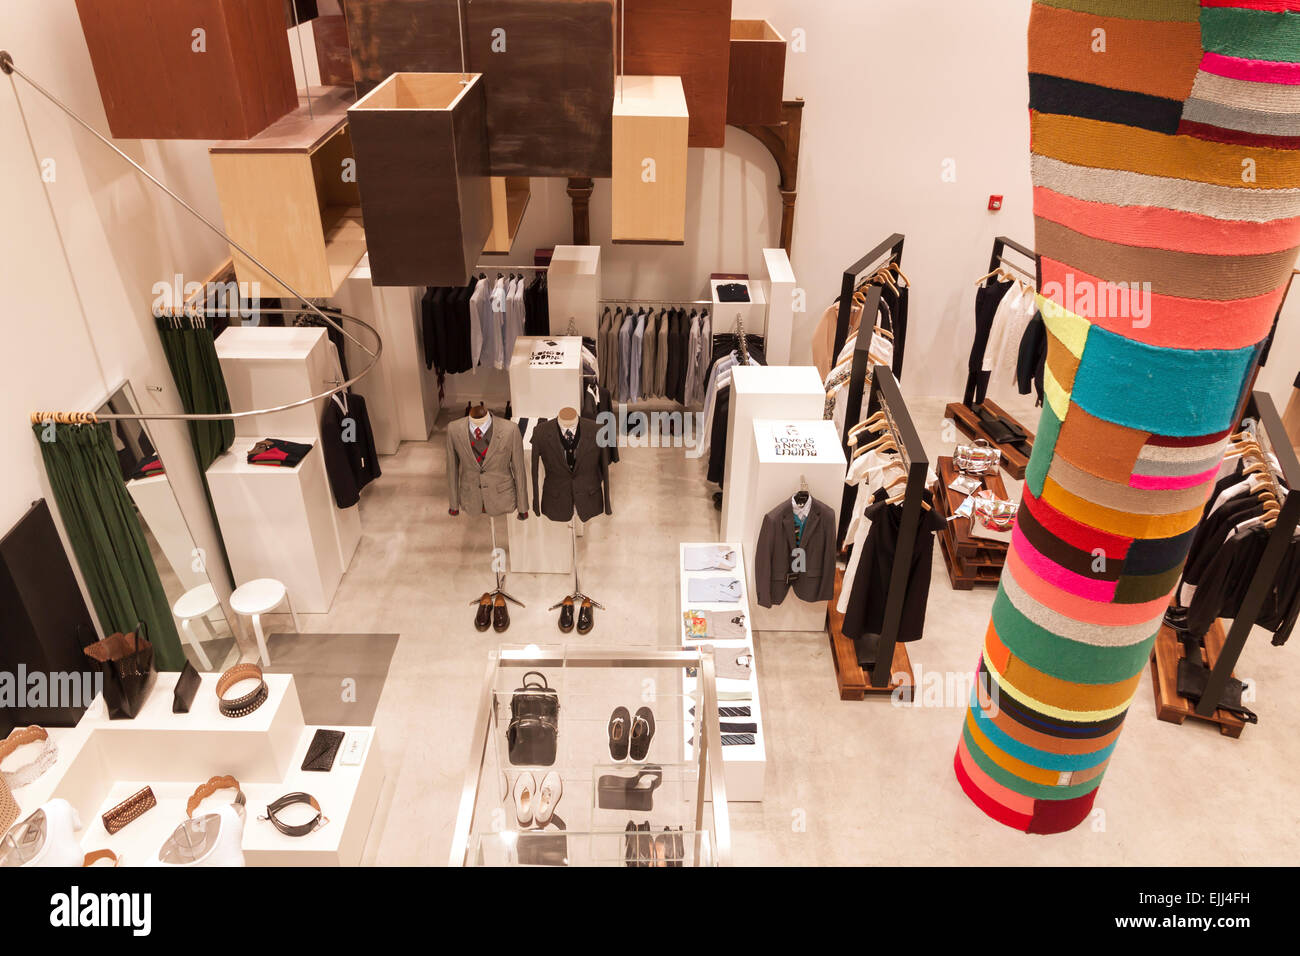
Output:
[
  {"xmin": 744, "ymin": 420, "xmax": 847, "ymax": 633},
  {"xmin": 25, "ymin": 674, "xmax": 382, "ymax": 867},
  {"xmin": 679, "ymin": 543, "xmax": 766, "ymax": 802},
  {"xmin": 207, "ymin": 437, "xmax": 343, "ymax": 613},
  {"xmin": 548, "ymin": 245, "xmax": 601, "ymax": 339},
  {"xmin": 126, "ymin": 474, "xmax": 208, "ymax": 592},
  {"xmin": 721, "ymin": 365, "xmax": 825, "ymax": 544},
  {"xmin": 761, "ymin": 249, "xmax": 797, "ymax": 366},
  {"xmin": 216, "ymin": 326, "xmax": 361, "ymax": 572}
]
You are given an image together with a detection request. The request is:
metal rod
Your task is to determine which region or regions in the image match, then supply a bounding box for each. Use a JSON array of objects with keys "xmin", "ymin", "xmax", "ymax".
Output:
[
  {"xmin": 601, "ymin": 297, "xmax": 712, "ymax": 307},
  {"xmin": 1, "ymin": 53, "xmax": 376, "ymax": 361},
  {"xmin": 701, "ymin": 649, "xmax": 732, "ymax": 866},
  {"xmin": 457, "ymin": 0, "xmax": 468, "ymax": 82},
  {"xmin": 289, "ymin": 1, "xmax": 314, "ymax": 119},
  {"xmin": 476, "ymin": 264, "xmax": 548, "ymax": 272}
]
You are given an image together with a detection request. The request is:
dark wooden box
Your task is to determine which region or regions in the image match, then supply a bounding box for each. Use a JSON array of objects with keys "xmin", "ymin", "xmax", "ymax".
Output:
[{"xmin": 727, "ymin": 19, "xmax": 786, "ymax": 127}]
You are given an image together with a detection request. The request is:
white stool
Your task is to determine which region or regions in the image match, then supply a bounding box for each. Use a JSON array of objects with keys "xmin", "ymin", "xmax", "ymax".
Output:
[
  {"xmin": 172, "ymin": 584, "xmax": 223, "ymax": 671},
  {"xmin": 229, "ymin": 578, "xmax": 299, "ymax": 666}
]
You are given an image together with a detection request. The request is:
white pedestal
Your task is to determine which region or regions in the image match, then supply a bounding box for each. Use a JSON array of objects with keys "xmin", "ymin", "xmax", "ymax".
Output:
[
  {"xmin": 508, "ymin": 336, "xmax": 582, "ymax": 420},
  {"xmin": 711, "ymin": 277, "xmax": 768, "ymax": 345},
  {"xmin": 126, "ymin": 474, "xmax": 207, "ymax": 592},
  {"xmin": 548, "ymin": 245, "xmax": 601, "ymax": 339},
  {"xmin": 508, "ymin": 420, "xmax": 575, "ymax": 575},
  {"xmin": 761, "ymin": 249, "xmax": 797, "ymax": 366},
  {"xmin": 679, "ymin": 543, "xmax": 766, "ymax": 802},
  {"xmin": 207, "ymin": 437, "xmax": 343, "ymax": 613},
  {"xmin": 721, "ymin": 365, "xmax": 825, "ymax": 544},
  {"xmin": 32, "ymin": 674, "xmax": 383, "ymax": 867},
  {"xmin": 744, "ymin": 419, "xmax": 847, "ymax": 633},
  {"xmin": 216, "ymin": 326, "xmax": 362, "ymax": 572}
]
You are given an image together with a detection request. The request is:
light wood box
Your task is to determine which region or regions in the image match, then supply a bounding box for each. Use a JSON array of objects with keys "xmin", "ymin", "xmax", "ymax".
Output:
[
  {"xmin": 210, "ymin": 88, "xmax": 366, "ymax": 300},
  {"xmin": 611, "ymin": 76, "xmax": 690, "ymax": 245}
]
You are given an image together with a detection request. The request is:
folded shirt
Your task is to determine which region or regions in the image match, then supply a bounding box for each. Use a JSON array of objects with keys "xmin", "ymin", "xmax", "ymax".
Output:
[
  {"xmin": 686, "ymin": 577, "xmax": 744, "ymax": 604},
  {"xmin": 700, "ymin": 644, "xmax": 752, "ymax": 681},
  {"xmin": 682, "ymin": 610, "xmax": 748, "ymax": 642},
  {"xmin": 683, "ymin": 545, "xmax": 738, "ymax": 571},
  {"xmin": 247, "ymin": 439, "xmax": 314, "ymax": 468},
  {"xmin": 129, "ymin": 454, "xmax": 164, "ymax": 480}
]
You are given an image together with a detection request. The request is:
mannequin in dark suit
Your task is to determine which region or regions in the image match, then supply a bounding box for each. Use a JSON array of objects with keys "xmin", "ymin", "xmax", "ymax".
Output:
[{"xmin": 531, "ymin": 411, "xmax": 612, "ymax": 522}]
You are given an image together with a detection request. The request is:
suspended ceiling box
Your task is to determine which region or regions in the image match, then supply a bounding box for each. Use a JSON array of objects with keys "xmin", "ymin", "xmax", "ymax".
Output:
[
  {"xmin": 349, "ymin": 73, "xmax": 493, "ymax": 287},
  {"xmin": 342, "ymin": 0, "xmax": 463, "ymax": 96},
  {"xmin": 612, "ymin": 76, "xmax": 690, "ymax": 245},
  {"xmin": 726, "ymin": 19, "xmax": 786, "ymax": 127},
  {"xmin": 209, "ymin": 87, "xmax": 366, "ymax": 300},
  {"xmin": 618, "ymin": 0, "xmax": 732, "ymax": 148},
  {"xmin": 73, "ymin": 0, "xmax": 298, "ymax": 140}
]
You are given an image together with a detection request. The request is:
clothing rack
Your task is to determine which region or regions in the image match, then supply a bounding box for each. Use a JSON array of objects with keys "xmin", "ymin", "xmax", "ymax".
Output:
[
  {"xmin": 1192, "ymin": 392, "xmax": 1299, "ymax": 721},
  {"xmin": 838, "ymin": 285, "xmax": 885, "ymax": 462},
  {"xmin": 831, "ymin": 233, "xmax": 906, "ymax": 378}
]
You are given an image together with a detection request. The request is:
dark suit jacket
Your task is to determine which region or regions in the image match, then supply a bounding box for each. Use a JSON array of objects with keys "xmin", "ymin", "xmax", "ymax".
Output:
[
  {"xmin": 754, "ymin": 497, "xmax": 836, "ymax": 608},
  {"xmin": 531, "ymin": 418, "xmax": 612, "ymax": 522}
]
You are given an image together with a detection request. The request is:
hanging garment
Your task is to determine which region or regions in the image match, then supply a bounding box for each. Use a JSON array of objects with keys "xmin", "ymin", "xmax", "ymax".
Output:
[
  {"xmin": 504, "ymin": 277, "xmax": 527, "ymax": 366},
  {"xmin": 811, "ymin": 299, "xmax": 863, "ymax": 380},
  {"xmin": 965, "ymin": 276, "xmax": 1014, "ymax": 406},
  {"xmin": 320, "ymin": 393, "xmax": 382, "ymax": 509},
  {"xmin": 837, "ymin": 451, "xmax": 899, "ymax": 613},
  {"xmin": 641, "ymin": 311, "xmax": 658, "ymax": 399},
  {"xmin": 655, "ymin": 309, "xmax": 670, "ymax": 398},
  {"xmin": 983, "ymin": 281, "xmax": 1038, "ymax": 390},
  {"xmin": 445, "ymin": 415, "xmax": 529, "ymax": 517},
  {"xmin": 468, "ymin": 275, "xmax": 489, "ymax": 369},
  {"xmin": 530, "ymin": 418, "xmax": 613, "ymax": 522},
  {"xmin": 841, "ymin": 490, "xmax": 944, "ymax": 644},
  {"xmin": 1015, "ymin": 309, "xmax": 1047, "ymax": 406},
  {"xmin": 754, "ymin": 496, "xmax": 837, "ymax": 608}
]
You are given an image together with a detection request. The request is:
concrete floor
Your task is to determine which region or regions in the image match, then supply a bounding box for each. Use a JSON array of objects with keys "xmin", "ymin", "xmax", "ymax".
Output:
[{"xmin": 290, "ymin": 396, "xmax": 1300, "ymax": 866}]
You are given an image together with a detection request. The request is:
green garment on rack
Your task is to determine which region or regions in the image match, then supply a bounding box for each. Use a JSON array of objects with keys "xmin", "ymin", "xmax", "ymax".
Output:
[{"xmin": 32, "ymin": 421, "xmax": 187, "ymax": 671}]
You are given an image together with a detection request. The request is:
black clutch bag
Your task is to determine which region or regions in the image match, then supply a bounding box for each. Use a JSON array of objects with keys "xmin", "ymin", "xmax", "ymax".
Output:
[
  {"xmin": 301, "ymin": 729, "xmax": 346, "ymax": 772},
  {"xmin": 172, "ymin": 661, "xmax": 201, "ymax": 714},
  {"xmin": 506, "ymin": 671, "xmax": 559, "ymax": 767}
]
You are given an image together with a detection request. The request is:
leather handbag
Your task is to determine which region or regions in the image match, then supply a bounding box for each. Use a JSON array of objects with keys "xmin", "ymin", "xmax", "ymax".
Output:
[
  {"xmin": 506, "ymin": 671, "xmax": 559, "ymax": 767},
  {"xmin": 82, "ymin": 621, "xmax": 156, "ymax": 720},
  {"xmin": 172, "ymin": 662, "xmax": 201, "ymax": 714},
  {"xmin": 1177, "ymin": 658, "xmax": 1259, "ymax": 724}
]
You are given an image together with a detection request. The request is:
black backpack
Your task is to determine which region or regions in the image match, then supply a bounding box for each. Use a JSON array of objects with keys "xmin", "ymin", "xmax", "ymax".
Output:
[{"xmin": 507, "ymin": 671, "xmax": 560, "ymax": 766}]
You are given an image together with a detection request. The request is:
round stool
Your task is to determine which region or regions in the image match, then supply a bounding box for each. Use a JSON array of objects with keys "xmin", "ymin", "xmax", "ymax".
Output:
[
  {"xmin": 172, "ymin": 584, "xmax": 222, "ymax": 671},
  {"xmin": 229, "ymin": 578, "xmax": 299, "ymax": 666}
]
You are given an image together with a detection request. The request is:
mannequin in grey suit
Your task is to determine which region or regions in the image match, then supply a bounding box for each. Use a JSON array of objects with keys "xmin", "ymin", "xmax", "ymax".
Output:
[{"xmin": 446, "ymin": 411, "xmax": 529, "ymax": 518}]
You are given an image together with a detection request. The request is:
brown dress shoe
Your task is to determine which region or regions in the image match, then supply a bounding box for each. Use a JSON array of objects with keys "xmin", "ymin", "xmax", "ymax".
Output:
[
  {"xmin": 492, "ymin": 594, "xmax": 510, "ymax": 633},
  {"xmin": 474, "ymin": 594, "xmax": 492, "ymax": 632}
]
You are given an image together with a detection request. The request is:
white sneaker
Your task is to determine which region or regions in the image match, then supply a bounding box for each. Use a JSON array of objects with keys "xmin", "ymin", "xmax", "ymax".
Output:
[
  {"xmin": 512, "ymin": 772, "xmax": 536, "ymax": 828},
  {"xmin": 534, "ymin": 772, "xmax": 563, "ymax": 827}
]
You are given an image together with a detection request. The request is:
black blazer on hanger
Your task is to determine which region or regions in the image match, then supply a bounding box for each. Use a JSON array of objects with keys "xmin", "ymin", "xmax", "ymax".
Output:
[
  {"xmin": 754, "ymin": 496, "xmax": 837, "ymax": 608},
  {"xmin": 531, "ymin": 418, "xmax": 612, "ymax": 522}
]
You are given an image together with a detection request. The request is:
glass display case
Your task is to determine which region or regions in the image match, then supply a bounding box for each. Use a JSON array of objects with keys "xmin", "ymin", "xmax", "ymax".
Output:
[{"xmin": 449, "ymin": 644, "xmax": 731, "ymax": 867}]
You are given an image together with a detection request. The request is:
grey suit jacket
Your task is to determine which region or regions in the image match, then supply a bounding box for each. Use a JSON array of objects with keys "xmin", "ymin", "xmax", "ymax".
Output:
[
  {"xmin": 531, "ymin": 418, "xmax": 612, "ymax": 522},
  {"xmin": 445, "ymin": 417, "xmax": 528, "ymax": 517},
  {"xmin": 754, "ymin": 497, "xmax": 837, "ymax": 608}
]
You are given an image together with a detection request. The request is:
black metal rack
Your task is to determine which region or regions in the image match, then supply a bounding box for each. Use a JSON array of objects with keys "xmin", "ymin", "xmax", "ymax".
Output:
[
  {"xmin": 1195, "ymin": 391, "xmax": 1300, "ymax": 718},
  {"xmin": 856, "ymin": 365, "xmax": 931, "ymax": 688},
  {"xmin": 831, "ymin": 233, "xmax": 907, "ymax": 379},
  {"xmin": 962, "ymin": 235, "xmax": 1040, "ymax": 408}
]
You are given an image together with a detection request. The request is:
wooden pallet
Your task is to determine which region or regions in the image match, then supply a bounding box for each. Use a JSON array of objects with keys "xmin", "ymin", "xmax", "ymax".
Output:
[
  {"xmin": 933, "ymin": 456, "xmax": 1010, "ymax": 589},
  {"xmin": 1150, "ymin": 620, "xmax": 1247, "ymax": 739},
  {"xmin": 945, "ymin": 398, "xmax": 1035, "ymax": 480},
  {"xmin": 827, "ymin": 569, "xmax": 915, "ymax": 702}
]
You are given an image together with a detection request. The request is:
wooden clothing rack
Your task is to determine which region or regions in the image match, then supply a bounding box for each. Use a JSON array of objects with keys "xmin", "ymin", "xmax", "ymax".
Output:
[
  {"xmin": 1151, "ymin": 391, "xmax": 1300, "ymax": 737},
  {"xmin": 829, "ymin": 365, "xmax": 930, "ymax": 699},
  {"xmin": 947, "ymin": 235, "xmax": 1041, "ymax": 480},
  {"xmin": 831, "ymin": 233, "xmax": 907, "ymax": 379}
]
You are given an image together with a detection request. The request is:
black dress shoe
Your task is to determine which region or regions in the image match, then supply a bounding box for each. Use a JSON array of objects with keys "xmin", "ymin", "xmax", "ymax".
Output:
[
  {"xmin": 492, "ymin": 594, "xmax": 510, "ymax": 633},
  {"xmin": 558, "ymin": 597, "xmax": 575, "ymax": 633},
  {"xmin": 474, "ymin": 594, "xmax": 492, "ymax": 632},
  {"xmin": 577, "ymin": 599, "xmax": 595, "ymax": 635}
]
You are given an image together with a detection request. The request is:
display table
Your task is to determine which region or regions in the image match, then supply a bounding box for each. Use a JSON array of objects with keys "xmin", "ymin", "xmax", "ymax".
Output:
[
  {"xmin": 679, "ymin": 543, "xmax": 766, "ymax": 803},
  {"xmin": 207, "ymin": 437, "xmax": 343, "ymax": 613},
  {"xmin": 13, "ymin": 673, "xmax": 382, "ymax": 866}
]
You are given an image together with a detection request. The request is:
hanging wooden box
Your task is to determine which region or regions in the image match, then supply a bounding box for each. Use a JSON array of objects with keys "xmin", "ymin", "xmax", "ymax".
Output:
[
  {"xmin": 72, "ymin": 0, "xmax": 298, "ymax": 140},
  {"xmin": 348, "ymin": 73, "xmax": 493, "ymax": 286},
  {"xmin": 209, "ymin": 87, "xmax": 367, "ymax": 300},
  {"xmin": 619, "ymin": 0, "xmax": 733, "ymax": 148},
  {"xmin": 465, "ymin": 0, "xmax": 615, "ymax": 177},
  {"xmin": 312, "ymin": 14, "xmax": 356, "ymax": 87},
  {"xmin": 612, "ymin": 76, "xmax": 689, "ymax": 245},
  {"xmin": 484, "ymin": 178, "xmax": 533, "ymax": 254},
  {"xmin": 727, "ymin": 20, "xmax": 786, "ymax": 127},
  {"xmin": 342, "ymin": 0, "xmax": 463, "ymax": 96}
]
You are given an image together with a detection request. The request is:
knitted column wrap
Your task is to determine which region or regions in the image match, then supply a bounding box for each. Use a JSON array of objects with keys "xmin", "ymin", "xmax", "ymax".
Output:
[{"xmin": 957, "ymin": 0, "xmax": 1300, "ymax": 835}]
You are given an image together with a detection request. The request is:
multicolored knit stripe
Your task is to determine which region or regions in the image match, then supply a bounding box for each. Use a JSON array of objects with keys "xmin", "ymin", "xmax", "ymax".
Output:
[{"xmin": 956, "ymin": 0, "xmax": 1300, "ymax": 835}]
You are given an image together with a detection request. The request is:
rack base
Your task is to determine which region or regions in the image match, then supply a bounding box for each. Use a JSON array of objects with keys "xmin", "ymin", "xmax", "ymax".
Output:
[
  {"xmin": 945, "ymin": 399, "xmax": 1035, "ymax": 480},
  {"xmin": 1150, "ymin": 620, "xmax": 1247, "ymax": 739},
  {"xmin": 827, "ymin": 569, "xmax": 916, "ymax": 702}
]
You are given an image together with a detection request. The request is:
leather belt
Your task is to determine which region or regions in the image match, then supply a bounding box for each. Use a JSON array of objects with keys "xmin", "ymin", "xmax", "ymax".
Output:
[
  {"xmin": 216, "ymin": 663, "xmax": 268, "ymax": 718},
  {"xmin": 260, "ymin": 793, "xmax": 327, "ymax": 837}
]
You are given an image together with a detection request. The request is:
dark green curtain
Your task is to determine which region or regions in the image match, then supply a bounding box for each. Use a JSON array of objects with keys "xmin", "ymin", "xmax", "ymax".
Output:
[
  {"xmin": 156, "ymin": 317, "xmax": 236, "ymax": 587},
  {"xmin": 32, "ymin": 422, "xmax": 187, "ymax": 671}
]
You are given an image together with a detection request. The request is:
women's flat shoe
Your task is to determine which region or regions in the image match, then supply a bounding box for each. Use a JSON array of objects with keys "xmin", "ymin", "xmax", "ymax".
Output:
[
  {"xmin": 558, "ymin": 597, "xmax": 575, "ymax": 633},
  {"xmin": 534, "ymin": 771, "xmax": 562, "ymax": 827},
  {"xmin": 629, "ymin": 706, "xmax": 655, "ymax": 762},
  {"xmin": 512, "ymin": 771, "xmax": 536, "ymax": 827},
  {"xmin": 608, "ymin": 706, "xmax": 631, "ymax": 762},
  {"xmin": 474, "ymin": 594, "xmax": 493, "ymax": 632}
]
